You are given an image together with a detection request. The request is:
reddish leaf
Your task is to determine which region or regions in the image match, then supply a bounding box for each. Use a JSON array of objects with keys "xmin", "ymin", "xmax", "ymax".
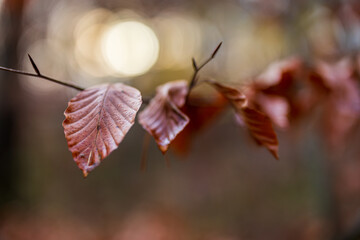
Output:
[
  {"xmin": 250, "ymin": 57, "xmax": 306, "ymax": 123},
  {"xmin": 312, "ymin": 58, "xmax": 360, "ymax": 147},
  {"xmin": 240, "ymin": 107, "xmax": 279, "ymax": 159},
  {"xmin": 254, "ymin": 93, "xmax": 290, "ymax": 129},
  {"xmin": 171, "ymin": 93, "xmax": 227, "ymax": 154},
  {"xmin": 248, "ymin": 56, "xmax": 349, "ymax": 127},
  {"xmin": 138, "ymin": 80, "xmax": 189, "ymax": 153},
  {"xmin": 244, "ymin": 86, "xmax": 290, "ymax": 129},
  {"xmin": 314, "ymin": 58, "xmax": 354, "ymax": 88},
  {"xmin": 206, "ymin": 80, "xmax": 279, "ymax": 159},
  {"xmin": 63, "ymin": 83, "xmax": 142, "ymax": 177},
  {"xmin": 254, "ymin": 57, "xmax": 302, "ymax": 94},
  {"xmin": 4, "ymin": 0, "xmax": 28, "ymax": 13}
]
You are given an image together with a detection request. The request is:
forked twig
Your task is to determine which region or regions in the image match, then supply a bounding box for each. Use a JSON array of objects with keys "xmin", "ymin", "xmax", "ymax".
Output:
[
  {"xmin": 0, "ymin": 54, "xmax": 85, "ymax": 91},
  {"xmin": 186, "ymin": 42, "xmax": 223, "ymax": 102}
]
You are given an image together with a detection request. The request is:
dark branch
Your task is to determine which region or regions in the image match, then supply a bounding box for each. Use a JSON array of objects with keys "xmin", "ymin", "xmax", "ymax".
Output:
[
  {"xmin": 186, "ymin": 42, "xmax": 222, "ymax": 102},
  {"xmin": 28, "ymin": 54, "xmax": 41, "ymax": 75},
  {"xmin": 192, "ymin": 58, "xmax": 198, "ymax": 71},
  {"xmin": 0, "ymin": 57, "xmax": 85, "ymax": 91},
  {"xmin": 211, "ymin": 42, "xmax": 222, "ymax": 58}
]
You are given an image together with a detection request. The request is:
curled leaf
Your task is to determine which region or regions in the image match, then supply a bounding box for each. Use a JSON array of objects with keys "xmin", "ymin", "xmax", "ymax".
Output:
[
  {"xmin": 138, "ymin": 80, "xmax": 189, "ymax": 153},
  {"xmin": 254, "ymin": 57, "xmax": 302, "ymax": 92},
  {"xmin": 243, "ymin": 85, "xmax": 290, "ymax": 129},
  {"xmin": 63, "ymin": 83, "xmax": 142, "ymax": 177},
  {"xmin": 206, "ymin": 80, "xmax": 279, "ymax": 159},
  {"xmin": 247, "ymin": 57, "xmax": 307, "ymax": 124}
]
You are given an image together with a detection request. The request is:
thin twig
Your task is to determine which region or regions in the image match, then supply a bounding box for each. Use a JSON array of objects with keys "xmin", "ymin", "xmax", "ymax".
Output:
[
  {"xmin": 186, "ymin": 42, "xmax": 223, "ymax": 103},
  {"xmin": 0, "ymin": 55, "xmax": 85, "ymax": 91}
]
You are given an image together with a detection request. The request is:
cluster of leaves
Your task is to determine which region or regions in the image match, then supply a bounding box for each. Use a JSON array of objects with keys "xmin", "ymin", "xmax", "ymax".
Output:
[
  {"xmin": 59, "ymin": 48, "xmax": 360, "ymax": 176},
  {"xmin": 3, "ymin": 44, "xmax": 360, "ymax": 177},
  {"xmin": 59, "ymin": 43, "xmax": 280, "ymax": 176}
]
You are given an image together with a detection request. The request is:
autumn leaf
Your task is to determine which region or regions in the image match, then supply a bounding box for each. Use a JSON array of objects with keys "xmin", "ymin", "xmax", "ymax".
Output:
[
  {"xmin": 254, "ymin": 56, "xmax": 302, "ymax": 94},
  {"xmin": 249, "ymin": 57, "xmax": 305, "ymax": 123},
  {"xmin": 138, "ymin": 80, "xmax": 189, "ymax": 154},
  {"xmin": 255, "ymin": 93, "xmax": 290, "ymax": 129},
  {"xmin": 63, "ymin": 83, "xmax": 142, "ymax": 177},
  {"xmin": 311, "ymin": 58, "xmax": 360, "ymax": 147},
  {"xmin": 314, "ymin": 58, "xmax": 354, "ymax": 88},
  {"xmin": 171, "ymin": 93, "xmax": 227, "ymax": 154},
  {"xmin": 244, "ymin": 87, "xmax": 290, "ymax": 129},
  {"xmin": 206, "ymin": 80, "xmax": 279, "ymax": 159}
]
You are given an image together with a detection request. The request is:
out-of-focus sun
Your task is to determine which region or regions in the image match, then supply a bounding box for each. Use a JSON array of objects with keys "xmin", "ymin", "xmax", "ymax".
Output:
[{"xmin": 101, "ymin": 21, "xmax": 159, "ymax": 77}]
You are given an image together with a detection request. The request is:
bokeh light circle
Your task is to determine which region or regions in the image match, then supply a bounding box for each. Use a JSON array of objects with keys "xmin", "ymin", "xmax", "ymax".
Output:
[{"xmin": 101, "ymin": 21, "xmax": 159, "ymax": 77}]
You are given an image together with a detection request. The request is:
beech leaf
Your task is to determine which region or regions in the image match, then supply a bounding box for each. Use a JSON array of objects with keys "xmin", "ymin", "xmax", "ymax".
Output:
[
  {"xmin": 171, "ymin": 93, "xmax": 227, "ymax": 154},
  {"xmin": 254, "ymin": 57, "xmax": 302, "ymax": 91},
  {"xmin": 138, "ymin": 80, "xmax": 189, "ymax": 153},
  {"xmin": 206, "ymin": 80, "xmax": 279, "ymax": 159},
  {"xmin": 248, "ymin": 57, "xmax": 304, "ymax": 124},
  {"xmin": 251, "ymin": 92, "xmax": 290, "ymax": 129},
  {"xmin": 312, "ymin": 58, "xmax": 360, "ymax": 147},
  {"xmin": 63, "ymin": 83, "xmax": 142, "ymax": 177}
]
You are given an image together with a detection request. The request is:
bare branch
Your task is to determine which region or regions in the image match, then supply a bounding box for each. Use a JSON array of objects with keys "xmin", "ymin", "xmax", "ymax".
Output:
[
  {"xmin": 211, "ymin": 42, "xmax": 223, "ymax": 59},
  {"xmin": 28, "ymin": 54, "xmax": 41, "ymax": 75},
  {"xmin": 186, "ymin": 42, "xmax": 223, "ymax": 102},
  {"xmin": 192, "ymin": 58, "xmax": 198, "ymax": 71},
  {"xmin": 0, "ymin": 57, "xmax": 85, "ymax": 91}
]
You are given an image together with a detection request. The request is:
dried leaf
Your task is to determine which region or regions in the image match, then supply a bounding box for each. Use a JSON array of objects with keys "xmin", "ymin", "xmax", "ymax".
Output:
[
  {"xmin": 171, "ymin": 93, "xmax": 227, "ymax": 154},
  {"xmin": 206, "ymin": 80, "xmax": 279, "ymax": 159},
  {"xmin": 248, "ymin": 57, "xmax": 308, "ymax": 124},
  {"xmin": 254, "ymin": 57, "xmax": 302, "ymax": 93},
  {"xmin": 63, "ymin": 83, "xmax": 142, "ymax": 177},
  {"xmin": 138, "ymin": 80, "xmax": 189, "ymax": 153},
  {"xmin": 312, "ymin": 58, "xmax": 360, "ymax": 147},
  {"xmin": 314, "ymin": 58, "xmax": 353, "ymax": 88},
  {"xmin": 254, "ymin": 93, "xmax": 290, "ymax": 129}
]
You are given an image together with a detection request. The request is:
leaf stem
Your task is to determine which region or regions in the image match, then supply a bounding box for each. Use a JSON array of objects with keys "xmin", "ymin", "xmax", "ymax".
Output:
[
  {"xmin": 186, "ymin": 42, "xmax": 222, "ymax": 103},
  {"xmin": 0, "ymin": 55, "xmax": 85, "ymax": 91}
]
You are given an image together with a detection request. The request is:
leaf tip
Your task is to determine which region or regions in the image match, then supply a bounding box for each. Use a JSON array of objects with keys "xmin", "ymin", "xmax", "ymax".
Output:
[
  {"xmin": 159, "ymin": 145, "xmax": 169, "ymax": 154},
  {"xmin": 268, "ymin": 146, "xmax": 279, "ymax": 160},
  {"xmin": 82, "ymin": 170, "xmax": 89, "ymax": 178}
]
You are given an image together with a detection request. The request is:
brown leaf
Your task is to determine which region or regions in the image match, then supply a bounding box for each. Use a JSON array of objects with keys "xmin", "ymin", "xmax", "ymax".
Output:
[
  {"xmin": 314, "ymin": 58, "xmax": 354, "ymax": 88},
  {"xmin": 63, "ymin": 83, "xmax": 142, "ymax": 177},
  {"xmin": 243, "ymin": 86, "xmax": 290, "ymax": 129},
  {"xmin": 312, "ymin": 58, "xmax": 360, "ymax": 147},
  {"xmin": 249, "ymin": 57, "xmax": 309, "ymax": 124},
  {"xmin": 138, "ymin": 80, "xmax": 189, "ymax": 153},
  {"xmin": 206, "ymin": 80, "xmax": 279, "ymax": 159},
  {"xmin": 171, "ymin": 93, "xmax": 227, "ymax": 155},
  {"xmin": 254, "ymin": 57, "xmax": 302, "ymax": 94},
  {"xmin": 254, "ymin": 93, "xmax": 290, "ymax": 129}
]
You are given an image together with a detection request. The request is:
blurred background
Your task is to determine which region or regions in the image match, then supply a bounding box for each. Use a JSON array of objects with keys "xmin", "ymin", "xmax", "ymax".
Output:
[{"xmin": 0, "ymin": 0, "xmax": 359, "ymax": 239}]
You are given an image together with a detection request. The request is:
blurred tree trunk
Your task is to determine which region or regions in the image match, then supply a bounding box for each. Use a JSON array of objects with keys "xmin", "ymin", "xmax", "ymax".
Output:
[{"xmin": 0, "ymin": 0, "xmax": 26, "ymax": 209}]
